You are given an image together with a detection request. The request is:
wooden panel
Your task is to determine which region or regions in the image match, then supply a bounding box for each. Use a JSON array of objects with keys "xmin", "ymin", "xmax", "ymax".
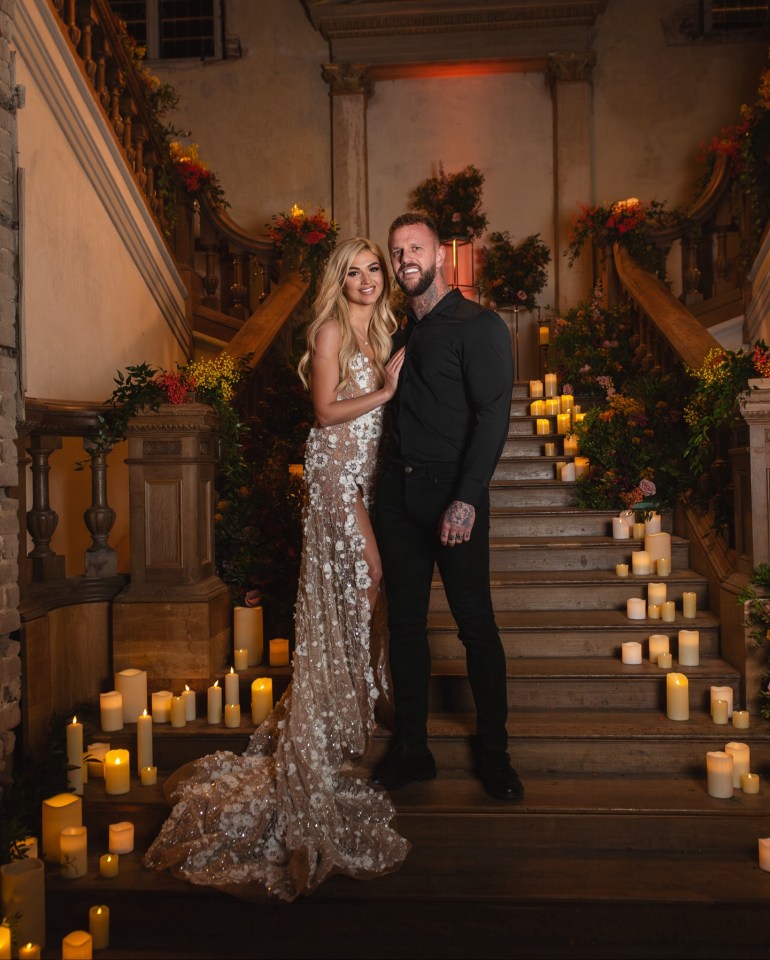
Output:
[
  {"xmin": 144, "ymin": 479, "xmax": 182, "ymax": 568},
  {"xmin": 49, "ymin": 603, "xmax": 111, "ymax": 712}
]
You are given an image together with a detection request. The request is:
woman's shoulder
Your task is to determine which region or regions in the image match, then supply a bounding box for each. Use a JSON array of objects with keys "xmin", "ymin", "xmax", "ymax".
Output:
[{"xmin": 313, "ymin": 318, "xmax": 343, "ymax": 355}]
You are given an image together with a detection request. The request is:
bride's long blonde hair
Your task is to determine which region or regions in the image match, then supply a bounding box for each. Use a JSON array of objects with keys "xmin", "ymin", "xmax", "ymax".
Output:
[{"xmin": 297, "ymin": 237, "xmax": 398, "ymax": 393}]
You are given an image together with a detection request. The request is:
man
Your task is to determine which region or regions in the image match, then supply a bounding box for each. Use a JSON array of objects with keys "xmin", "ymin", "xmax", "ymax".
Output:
[{"xmin": 373, "ymin": 212, "xmax": 523, "ymax": 802}]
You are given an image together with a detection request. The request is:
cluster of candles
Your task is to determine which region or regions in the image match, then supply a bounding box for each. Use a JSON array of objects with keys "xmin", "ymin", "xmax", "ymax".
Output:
[
  {"xmin": 625, "ymin": 583, "xmax": 698, "ymax": 623},
  {"xmin": 529, "ymin": 378, "xmax": 588, "ymax": 479},
  {"xmin": 620, "ymin": 627, "xmax": 701, "ymax": 669},
  {"xmin": 706, "ymin": 741, "xmax": 758, "ymax": 799}
]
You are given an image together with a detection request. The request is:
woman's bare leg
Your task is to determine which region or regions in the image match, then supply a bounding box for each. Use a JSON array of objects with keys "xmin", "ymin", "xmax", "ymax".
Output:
[{"xmin": 354, "ymin": 492, "xmax": 382, "ymax": 614}]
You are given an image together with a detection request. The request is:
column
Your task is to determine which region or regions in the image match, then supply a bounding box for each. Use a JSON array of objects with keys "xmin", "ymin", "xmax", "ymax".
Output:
[
  {"xmin": 547, "ymin": 52, "xmax": 596, "ymax": 313},
  {"xmin": 322, "ymin": 63, "xmax": 372, "ymax": 238}
]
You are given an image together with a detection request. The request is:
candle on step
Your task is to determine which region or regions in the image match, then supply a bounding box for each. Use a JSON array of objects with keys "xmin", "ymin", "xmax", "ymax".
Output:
[
  {"xmin": 183, "ymin": 685, "xmax": 197, "ymax": 721},
  {"xmin": 712, "ymin": 699, "xmax": 728, "ymax": 724},
  {"xmin": 710, "ymin": 685, "xmax": 733, "ymax": 718},
  {"xmin": 19, "ymin": 944, "xmax": 40, "ymax": 959},
  {"xmin": 108, "ymin": 821, "xmax": 134, "ymax": 855},
  {"xmin": 170, "ymin": 695, "xmax": 186, "ymax": 729},
  {"xmin": 631, "ymin": 551, "xmax": 651, "ymax": 575},
  {"xmin": 99, "ymin": 854, "xmax": 118, "ymax": 878},
  {"xmin": 678, "ymin": 629, "xmax": 699, "ymax": 666},
  {"xmin": 224, "ymin": 667, "xmax": 239, "ymax": 705},
  {"xmin": 612, "ymin": 517, "xmax": 630, "ymax": 540},
  {"xmin": 140, "ymin": 766, "xmax": 157, "ymax": 786},
  {"xmin": 233, "ymin": 605, "xmax": 263, "ymax": 667},
  {"xmin": 760, "ymin": 838, "xmax": 770, "ymax": 871},
  {"xmin": 151, "ymin": 690, "xmax": 172, "ymax": 723},
  {"xmin": 99, "ymin": 692, "xmax": 123, "ymax": 732},
  {"xmin": 644, "ymin": 532, "xmax": 671, "ymax": 566},
  {"xmin": 544, "ymin": 442, "xmax": 556, "ymax": 457},
  {"xmin": 89, "ymin": 906, "xmax": 109, "ymax": 952},
  {"xmin": 626, "ymin": 598, "xmax": 646, "ymax": 620},
  {"xmin": 251, "ymin": 678, "xmax": 273, "ymax": 724},
  {"xmin": 535, "ymin": 418, "xmax": 550, "ymax": 436},
  {"xmin": 732, "ymin": 710, "xmax": 750, "ymax": 729},
  {"xmin": 560, "ymin": 462, "xmax": 576, "ymax": 482},
  {"xmin": 530, "ymin": 399, "xmax": 545, "ymax": 416},
  {"xmin": 706, "ymin": 751, "xmax": 734, "ymax": 798},
  {"xmin": 621, "ymin": 641, "xmax": 642, "ymax": 664},
  {"xmin": 224, "ymin": 703, "xmax": 241, "ymax": 728},
  {"xmin": 41, "ymin": 793, "xmax": 82, "ymax": 862},
  {"xmin": 620, "ymin": 510, "xmax": 635, "ymax": 530},
  {"xmin": 574, "ymin": 457, "xmax": 590, "ymax": 479},
  {"xmin": 61, "ymin": 930, "xmax": 92, "ymax": 959},
  {"xmin": 556, "ymin": 413, "xmax": 571, "ymax": 435},
  {"xmin": 559, "ymin": 394, "xmax": 574, "ymax": 413},
  {"xmin": 647, "ymin": 603, "xmax": 661, "ymax": 619},
  {"xmin": 666, "ymin": 673, "xmax": 689, "ymax": 720},
  {"xmin": 136, "ymin": 710, "xmax": 153, "ymax": 774},
  {"xmin": 544, "ymin": 373, "xmax": 557, "ymax": 397},
  {"xmin": 114, "ymin": 668, "xmax": 147, "ymax": 724},
  {"xmin": 234, "ymin": 647, "xmax": 249, "ymax": 671},
  {"xmin": 644, "ymin": 513, "xmax": 662, "ymax": 534},
  {"xmin": 632, "ymin": 522, "xmax": 646, "ymax": 541},
  {"xmin": 742, "ymin": 773, "xmax": 760, "ymax": 794},
  {"xmin": 662, "ymin": 601, "xmax": 676, "ymax": 623},
  {"xmin": 616, "ymin": 563, "xmax": 629, "ymax": 577},
  {"xmin": 682, "ymin": 591, "xmax": 697, "ymax": 618},
  {"xmin": 269, "ymin": 638, "xmax": 290, "ymax": 667},
  {"xmin": 725, "ymin": 742, "xmax": 750, "ymax": 788},
  {"xmin": 59, "ymin": 826, "xmax": 87, "ymax": 879},
  {"xmin": 544, "ymin": 398, "xmax": 560, "ymax": 416},
  {"xmin": 657, "ymin": 652, "xmax": 673, "ymax": 669},
  {"xmin": 0, "ymin": 857, "xmax": 46, "ymax": 949},
  {"xmin": 648, "ymin": 582, "xmax": 666, "ymax": 606},
  {"xmin": 207, "ymin": 680, "xmax": 222, "ymax": 724},
  {"xmin": 0, "ymin": 927, "xmax": 8, "ymax": 960},
  {"xmin": 648, "ymin": 634, "xmax": 669, "ymax": 663},
  {"xmin": 539, "ymin": 324, "xmax": 550, "ymax": 345},
  {"xmin": 66, "ymin": 716, "xmax": 84, "ymax": 796},
  {"xmin": 104, "ymin": 749, "xmax": 130, "ymax": 795},
  {"xmin": 656, "ymin": 558, "xmax": 671, "ymax": 577},
  {"xmin": 529, "ymin": 379, "xmax": 544, "ymax": 397},
  {"xmin": 563, "ymin": 434, "xmax": 579, "ymax": 456}
]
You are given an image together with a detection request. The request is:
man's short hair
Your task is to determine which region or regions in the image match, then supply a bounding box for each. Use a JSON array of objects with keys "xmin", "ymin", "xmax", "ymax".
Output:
[{"xmin": 388, "ymin": 212, "xmax": 440, "ymax": 242}]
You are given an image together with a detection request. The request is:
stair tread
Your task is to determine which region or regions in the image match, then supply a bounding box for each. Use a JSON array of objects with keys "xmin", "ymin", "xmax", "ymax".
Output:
[
  {"xmin": 434, "ymin": 569, "xmax": 705, "ymax": 586},
  {"xmin": 430, "ymin": 657, "xmax": 739, "ymax": 678},
  {"xmin": 488, "ymin": 534, "xmax": 687, "ymax": 547},
  {"xmin": 428, "ymin": 609, "xmax": 720, "ymax": 630}
]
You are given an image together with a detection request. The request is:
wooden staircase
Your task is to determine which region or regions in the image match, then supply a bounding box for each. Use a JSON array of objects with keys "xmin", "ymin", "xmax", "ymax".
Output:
[{"xmin": 43, "ymin": 384, "xmax": 770, "ymax": 960}]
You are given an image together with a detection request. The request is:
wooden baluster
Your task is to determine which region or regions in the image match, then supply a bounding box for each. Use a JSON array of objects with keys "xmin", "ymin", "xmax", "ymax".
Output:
[
  {"xmin": 132, "ymin": 122, "xmax": 147, "ymax": 189},
  {"xmin": 122, "ymin": 106, "xmax": 135, "ymax": 168},
  {"xmin": 79, "ymin": 15, "xmax": 96, "ymax": 80},
  {"xmin": 203, "ymin": 246, "xmax": 220, "ymax": 307},
  {"xmin": 65, "ymin": 0, "xmax": 81, "ymax": 46},
  {"xmin": 26, "ymin": 436, "xmax": 65, "ymax": 582},
  {"xmin": 230, "ymin": 254, "xmax": 248, "ymax": 319},
  {"xmin": 683, "ymin": 239, "xmax": 703, "ymax": 307},
  {"xmin": 108, "ymin": 63, "xmax": 125, "ymax": 139},
  {"xmin": 713, "ymin": 227, "xmax": 732, "ymax": 294},
  {"xmin": 83, "ymin": 444, "xmax": 117, "ymax": 578}
]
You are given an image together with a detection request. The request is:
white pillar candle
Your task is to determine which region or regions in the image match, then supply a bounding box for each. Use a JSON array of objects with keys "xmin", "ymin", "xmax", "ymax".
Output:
[
  {"xmin": 269, "ymin": 638, "xmax": 290, "ymax": 667},
  {"xmin": 759, "ymin": 838, "xmax": 770, "ymax": 871},
  {"xmin": 648, "ymin": 635, "xmax": 669, "ymax": 663},
  {"xmin": 666, "ymin": 673, "xmax": 689, "ymax": 720},
  {"xmin": 0, "ymin": 858, "xmax": 46, "ymax": 949},
  {"xmin": 616, "ymin": 563, "xmax": 629, "ymax": 577},
  {"xmin": 710, "ymin": 685, "xmax": 733, "ymax": 718},
  {"xmin": 725, "ymin": 742, "xmax": 750, "ymax": 788},
  {"xmin": 104, "ymin": 749, "xmax": 130, "ymax": 795},
  {"xmin": 85, "ymin": 743, "xmax": 108, "ymax": 779},
  {"xmin": 89, "ymin": 906, "xmax": 109, "ymax": 952},
  {"xmin": 183, "ymin": 685, "xmax": 197, "ymax": 721},
  {"xmin": 0, "ymin": 927, "xmax": 9, "ymax": 960},
  {"xmin": 136, "ymin": 710, "xmax": 153, "ymax": 774},
  {"xmin": 66, "ymin": 716, "xmax": 84, "ymax": 796},
  {"xmin": 530, "ymin": 399, "xmax": 546, "ymax": 416},
  {"xmin": 657, "ymin": 652, "xmax": 673, "ymax": 669},
  {"xmin": 560, "ymin": 462, "xmax": 576, "ymax": 482},
  {"xmin": 251, "ymin": 678, "xmax": 274, "ymax": 724},
  {"xmin": 656, "ymin": 558, "xmax": 671, "ymax": 577},
  {"xmin": 62, "ymin": 930, "xmax": 92, "ymax": 959},
  {"xmin": 41, "ymin": 793, "xmax": 82, "ymax": 862},
  {"xmin": 544, "ymin": 442, "xmax": 556, "ymax": 456},
  {"xmin": 224, "ymin": 703, "xmax": 241, "ymax": 728},
  {"xmin": 712, "ymin": 699, "xmax": 728, "ymax": 724},
  {"xmin": 234, "ymin": 647, "xmax": 248, "ymax": 671},
  {"xmin": 233, "ymin": 606, "xmax": 264, "ymax": 667},
  {"xmin": 626, "ymin": 598, "xmax": 646, "ymax": 620},
  {"xmin": 647, "ymin": 603, "xmax": 661, "ymax": 619},
  {"xmin": 99, "ymin": 854, "xmax": 118, "ymax": 878},
  {"xmin": 644, "ymin": 513, "xmax": 662, "ymax": 534},
  {"xmin": 644, "ymin": 532, "xmax": 671, "ymax": 565},
  {"xmin": 706, "ymin": 751, "xmax": 734, "ymax": 798},
  {"xmin": 632, "ymin": 522, "xmax": 646, "ymax": 541},
  {"xmin": 544, "ymin": 398, "xmax": 560, "ymax": 416},
  {"xmin": 556, "ymin": 413, "xmax": 571, "ymax": 434},
  {"xmin": 99, "ymin": 692, "xmax": 123, "ymax": 732},
  {"xmin": 661, "ymin": 601, "xmax": 676, "ymax": 623},
  {"xmin": 682, "ymin": 591, "xmax": 697, "ymax": 618},
  {"xmin": 170, "ymin": 695, "xmax": 186, "ymax": 729},
  {"xmin": 140, "ymin": 766, "xmax": 158, "ymax": 786},
  {"xmin": 620, "ymin": 510, "xmax": 635, "ymax": 530},
  {"xmin": 151, "ymin": 690, "xmax": 173, "ymax": 723},
  {"xmin": 529, "ymin": 379, "xmax": 544, "ymax": 397},
  {"xmin": 612, "ymin": 518, "xmax": 630, "ymax": 540},
  {"xmin": 732, "ymin": 710, "xmax": 750, "ymax": 729},
  {"xmin": 742, "ymin": 772, "xmax": 760, "ymax": 794},
  {"xmin": 207, "ymin": 680, "xmax": 223, "ymax": 724},
  {"xmin": 114, "ymin": 668, "xmax": 147, "ymax": 724},
  {"xmin": 60, "ymin": 826, "xmax": 87, "ymax": 879},
  {"xmin": 563, "ymin": 434, "xmax": 579, "ymax": 456},
  {"xmin": 621, "ymin": 641, "xmax": 642, "ymax": 664},
  {"xmin": 544, "ymin": 373, "xmax": 557, "ymax": 397},
  {"xmin": 535, "ymin": 418, "xmax": 550, "ymax": 436},
  {"xmin": 108, "ymin": 822, "xmax": 134, "ymax": 855},
  {"xmin": 559, "ymin": 394, "xmax": 574, "ymax": 413},
  {"xmin": 631, "ymin": 551, "xmax": 651, "ymax": 575},
  {"xmin": 648, "ymin": 582, "xmax": 667, "ymax": 606},
  {"xmin": 224, "ymin": 667, "xmax": 240, "ymax": 705},
  {"xmin": 678, "ymin": 630, "xmax": 700, "ymax": 666}
]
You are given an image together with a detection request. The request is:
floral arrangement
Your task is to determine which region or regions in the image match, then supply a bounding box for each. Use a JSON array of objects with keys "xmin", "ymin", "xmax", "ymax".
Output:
[
  {"xmin": 546, "ymin": 285, "xmax": 636, "ymax": 394},
  {"xmin": 736, "ymin": 564, "xmax": 770, "ymax": 719},
  {"xmin": 410, "ymin": 163, "xmax": 488, "ymax": 240},
  {"xmin": 477, "ymin": 232, "xmax": 551, "ymax": 310},
  {"xmin": 268, "ymin": 204, "xmax": 338, "ymax": 294},
  {"xmin": 170, "ymin": 142, "xmax": 228, "ymax": 207},
  {"xmin": 565, "ymin": 197, "xmax": 675, "ymax": 276}
]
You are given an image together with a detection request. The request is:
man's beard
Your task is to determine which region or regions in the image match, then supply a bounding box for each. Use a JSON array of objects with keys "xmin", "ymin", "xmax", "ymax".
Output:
[{"xmin": 396, "ymin": 262, "xmax": 436, "ymax": 298}]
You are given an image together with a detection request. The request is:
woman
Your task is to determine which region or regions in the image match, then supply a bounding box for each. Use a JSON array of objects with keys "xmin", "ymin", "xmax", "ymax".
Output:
[{"xmin": 144, "ymin": 238, "xmax": 408, "ymax": 902}]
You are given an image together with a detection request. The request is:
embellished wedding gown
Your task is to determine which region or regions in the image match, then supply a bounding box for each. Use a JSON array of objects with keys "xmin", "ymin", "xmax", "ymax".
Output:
[{"xmin": 144, "ymin": 353, "xmax": 410, "ymax": 901}]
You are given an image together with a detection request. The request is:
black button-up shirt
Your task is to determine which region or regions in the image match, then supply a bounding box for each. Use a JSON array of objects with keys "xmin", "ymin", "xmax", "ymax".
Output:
[{"xmin": 389, "ymin": 289, "xmax": 513, "ymax": 506}]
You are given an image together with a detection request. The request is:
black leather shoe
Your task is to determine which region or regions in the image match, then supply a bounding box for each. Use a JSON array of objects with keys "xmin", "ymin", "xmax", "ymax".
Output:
[
  {"xmin": 371, "ymin": 743, "xmax": 437, "ymax": 790},
  {"xmin": 477, "ymin": 752, "xmax": 524, "ymax": 801}
]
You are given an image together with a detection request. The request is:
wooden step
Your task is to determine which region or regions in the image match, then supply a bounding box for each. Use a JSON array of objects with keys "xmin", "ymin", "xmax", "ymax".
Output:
[
  {"xmin": 488, "ymin": 534, "xmax": 690, "ymax": 571},
  {"xmin": 489, "ymin": 507, "xmax": 625, "ymax": 537},
  {"xmin": 489, "ymin": 479, "xmax": 577, "ymax": 507}
]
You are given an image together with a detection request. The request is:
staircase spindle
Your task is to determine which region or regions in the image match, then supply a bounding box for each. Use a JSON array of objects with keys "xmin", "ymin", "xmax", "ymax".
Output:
[{"xmin": 83, "ymin": 444, "xmax": 117, "ymax": 578}]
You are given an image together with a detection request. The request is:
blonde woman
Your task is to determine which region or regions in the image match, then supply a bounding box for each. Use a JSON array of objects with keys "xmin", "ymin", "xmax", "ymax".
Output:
[{"xmin": 145, "ymin": 238, "xmax": 408, "ymax": 902}]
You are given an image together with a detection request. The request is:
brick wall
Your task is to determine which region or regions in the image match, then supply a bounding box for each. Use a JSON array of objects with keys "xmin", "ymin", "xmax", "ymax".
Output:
[{"xmin": 0, "ymin": 0, "xmax": 20, "ymax": 785}]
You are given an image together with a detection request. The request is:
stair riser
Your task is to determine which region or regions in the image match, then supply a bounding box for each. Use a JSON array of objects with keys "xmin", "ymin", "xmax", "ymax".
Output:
[
  {"xmin": 429, "ymin": 581, "xmax": 709, "ymax": 611},
  {"xmin": 503, "ymin": 439, "xmax": 565, "ymax": 458},
  {"xmin": 494, "ymin": 459, "xmax": 562, "ymax": 480},
  {"xmin": 426, "ymin": 676, "xmax": 739, "ymax": 712},
  {"xmin": 489, "ymin": 542, "xmax": 690, "ymax": 571},
  {"xmin": 491, "ymin": 513, "xmax": 621, "ymax": 536},
  {"xmin": 507, "ymin": 417, "xmax": 564, "ymax": 436},
  {"xmin": 490, "ymin": 484, "xmax": 577, "ymax": 507}
]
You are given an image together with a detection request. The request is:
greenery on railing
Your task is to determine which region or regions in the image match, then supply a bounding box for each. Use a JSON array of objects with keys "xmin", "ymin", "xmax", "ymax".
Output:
[
  {"xmin": 477, "ymin": 232, "xmax": 550, "ymax": 310},
  {"xmin": 736, "ymin": 564, "xmax": 770, "ymax": 720}
]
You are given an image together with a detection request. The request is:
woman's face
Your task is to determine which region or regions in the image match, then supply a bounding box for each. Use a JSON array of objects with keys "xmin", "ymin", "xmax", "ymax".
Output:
[{"xmin": 343, "ymin": 250, "xmax": 385, "ymax": 310}]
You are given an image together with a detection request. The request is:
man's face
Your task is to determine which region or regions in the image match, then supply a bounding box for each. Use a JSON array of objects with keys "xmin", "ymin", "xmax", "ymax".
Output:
[{"xmin": 388, "ymin": 223, "xmax": 444, "ymax": 298}]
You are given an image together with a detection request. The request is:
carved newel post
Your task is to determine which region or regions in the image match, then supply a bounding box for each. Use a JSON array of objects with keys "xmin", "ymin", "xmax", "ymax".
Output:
[{"xmin": 112, "ymin": 402, "xmax": 231, "ymax": 692}]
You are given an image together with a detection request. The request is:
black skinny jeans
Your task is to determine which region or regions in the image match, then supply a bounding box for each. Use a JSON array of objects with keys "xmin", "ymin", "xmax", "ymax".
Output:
[{"xmin": 375, "ymin": 461, "xmax": 509, "ymax": 755}]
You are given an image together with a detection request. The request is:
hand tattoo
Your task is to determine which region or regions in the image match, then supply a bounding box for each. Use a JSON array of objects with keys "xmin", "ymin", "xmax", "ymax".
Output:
[{"xmin": 446, "ymin": 501, "xmax": 475, "ymax": 529}]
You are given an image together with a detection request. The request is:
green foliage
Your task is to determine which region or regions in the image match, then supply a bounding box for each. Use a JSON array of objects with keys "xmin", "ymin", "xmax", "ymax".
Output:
[
  {"xmin": 736, "ymin": 564, "xmax": 770, "ymax": 720},
  {"xmin": 477, "ymin": 232, "xmax": 550, "ymax": 310},
  {"xmin": 410, "ymin": 163, "xmax": 488, "ymax": 240}
]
